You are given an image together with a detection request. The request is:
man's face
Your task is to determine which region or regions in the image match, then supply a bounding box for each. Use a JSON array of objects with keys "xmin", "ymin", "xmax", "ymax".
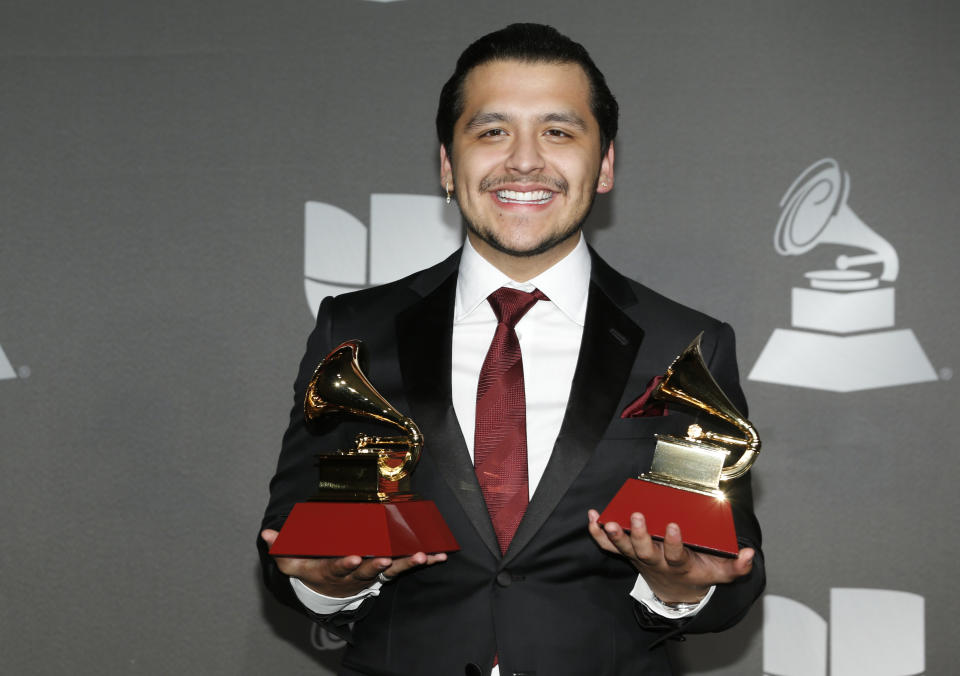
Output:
[{"xmin": 441, "ymin": 59, "xmax": 614, "ymax": 271}]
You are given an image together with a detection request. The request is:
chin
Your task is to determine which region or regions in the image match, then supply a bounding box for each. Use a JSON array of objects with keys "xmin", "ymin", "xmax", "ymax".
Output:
[{"xmin": 470, "ymin": 224, "xmax": 581, "ymax": 259}]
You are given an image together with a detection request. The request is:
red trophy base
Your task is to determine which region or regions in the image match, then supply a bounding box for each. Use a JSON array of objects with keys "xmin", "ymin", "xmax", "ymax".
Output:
[
  {"xmin": 269, "ymin": 500, "xmax": 460, "ymax": 558},
  {"xmin": 599, "ymin": 479, "xmax": 738, "ymax": 557}
]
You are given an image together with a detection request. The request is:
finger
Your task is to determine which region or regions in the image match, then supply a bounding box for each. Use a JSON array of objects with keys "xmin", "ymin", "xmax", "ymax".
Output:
[
  {"xmin": 382, "ymin": 552, "xmax": 428, "ymax": 578},
  {"xmin": 661, "ymin": 523, "xmax": 689, "ymax": 568},
  {"xmin": 728, "ymin": 547, "xmax": 755, "ymax": 578},
  {"xmin": 685, "ymin": 547, "xmax": 755, "ymax": 586},
  {"xmin": 349, "ymin": 557, "xmax": 394, "ymax": 582},
  {"xmin": 586, "ymin": 510, "xmax": 620, "ymax": 554},
  {"xmin": 381, "ymin": 551, "xmax": 449, "ymax": 579},
  {"xmin": 396, "ymin": 551, "xmax": 449, "ymax": 570},
  {"xmin": 273, "ymin": 553, "xmax": 355, "ymax": 581},
  {"xmin": 260, "ymin": 529, "xmax": 279, "ymax": 547},
  {"xmin": 325, "ymin": 555, "xmax": 371, "ymax": 578},
  {"xmin": 703, "ymin": 547, "xmax": 755, "ymax": 583},
  {"xmin": 603, "ymin": 519, "xmax": 640, "ymax": 561},
  {"xmin": 626, "ymin": 513, "xmax": 660, "ymax": 565}
]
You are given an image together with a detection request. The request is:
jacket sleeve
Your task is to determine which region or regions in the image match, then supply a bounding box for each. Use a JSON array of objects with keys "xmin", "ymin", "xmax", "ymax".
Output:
[{"xmin": 257, "ymin": 296, "xmax": 377, "ymax": 631}]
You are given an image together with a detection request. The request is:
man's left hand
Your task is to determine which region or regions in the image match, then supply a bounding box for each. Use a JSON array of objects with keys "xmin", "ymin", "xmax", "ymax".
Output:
[{"xmin": 587, "ymin": 509, "xmax": 754, "ymax": 604}]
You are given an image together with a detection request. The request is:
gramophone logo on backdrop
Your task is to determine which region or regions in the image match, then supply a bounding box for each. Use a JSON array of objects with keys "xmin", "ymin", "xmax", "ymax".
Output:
[
  {"xmin": 749, "ymin": 158, "xmax": 937, "ymax": 392},
  {"xmin": 763, "ymin": 589, "xmax": 924, "ymax": 676},
  {"xmin": 304, "ymin": 194, "xmax": 461, "ymax": 316}
]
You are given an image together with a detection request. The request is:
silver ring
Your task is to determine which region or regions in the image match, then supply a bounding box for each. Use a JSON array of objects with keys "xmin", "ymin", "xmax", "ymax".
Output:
[{"xmin": 377, "ymin": 572, "xmax": 393, "ymax": 584}]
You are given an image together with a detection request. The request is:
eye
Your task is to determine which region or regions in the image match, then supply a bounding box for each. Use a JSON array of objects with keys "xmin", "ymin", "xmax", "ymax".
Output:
[
  {"xmin": 480, "ymin": 128, "xmax": 507, "ymax": 138},
  {"xmin": 544, "ymin": 128, "xmax": 572, "ymax": 139}
]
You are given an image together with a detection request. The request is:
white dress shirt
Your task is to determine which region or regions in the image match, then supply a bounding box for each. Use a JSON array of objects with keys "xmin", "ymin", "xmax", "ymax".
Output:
[
  {"xmin": 451, "ymin": 234, "xmax": 589, "ymax": 495},
  {"xmin": 290, "ymin": 235, "xmax": 712, "ymax": 642}
]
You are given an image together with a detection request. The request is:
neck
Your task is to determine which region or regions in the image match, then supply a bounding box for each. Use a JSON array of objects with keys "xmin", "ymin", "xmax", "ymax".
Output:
[{"xmin": 467, "ymin": 231, "xmax": 581, "ymax": 282}]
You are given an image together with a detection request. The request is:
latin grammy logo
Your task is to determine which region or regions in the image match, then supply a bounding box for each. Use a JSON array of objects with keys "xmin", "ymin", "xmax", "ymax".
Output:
[
  {"xmin": 749, "ymin": 158, "xmax": 937, "ymax": 392},
  {"xmin": 303, "ymin": 195, "xmax": 461, "ymax": 317}
]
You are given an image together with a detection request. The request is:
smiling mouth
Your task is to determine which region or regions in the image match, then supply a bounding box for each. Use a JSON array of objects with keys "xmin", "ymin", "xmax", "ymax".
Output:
[{"xmin": 495, "ymin": 189, "xmax": 554, "ymax": 205}]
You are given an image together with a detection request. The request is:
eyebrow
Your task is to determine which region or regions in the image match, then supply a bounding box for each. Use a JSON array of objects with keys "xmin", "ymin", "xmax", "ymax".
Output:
[
  {"xmin": 540, "ymin": 111, "xmax": 588, "ymax": 130},
  {"xmin": 464, "ymin": 112, "xmax": 510, "ymax": 130},
  {"xmin": 463, "ymin": 110, "xmax": 589, "ymax": 131}
]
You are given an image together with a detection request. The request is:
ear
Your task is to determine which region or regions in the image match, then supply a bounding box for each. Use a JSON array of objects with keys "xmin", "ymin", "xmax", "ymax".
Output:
[
  {"xmin": 440, "ymin": 144, "xmax": 454, "ymax": 191},
  {"xmin": 596, "ymin": 141, "xmax": 615, "ymax": 193}
]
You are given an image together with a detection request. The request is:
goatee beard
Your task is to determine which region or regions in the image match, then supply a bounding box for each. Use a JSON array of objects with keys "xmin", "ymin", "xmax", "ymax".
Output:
[{"xmin": 464, "ymin": 218, "xmax": 583, "ymax": 258}]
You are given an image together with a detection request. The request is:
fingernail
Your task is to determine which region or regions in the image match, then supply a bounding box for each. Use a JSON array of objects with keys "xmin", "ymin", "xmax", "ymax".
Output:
[
  {"xmin": 666, "ymin": 523, "xmax": 679, "ymax": 537},
  {"xmin": 631, "ymin": 514, "xmax": 644, "ymax": 528}
]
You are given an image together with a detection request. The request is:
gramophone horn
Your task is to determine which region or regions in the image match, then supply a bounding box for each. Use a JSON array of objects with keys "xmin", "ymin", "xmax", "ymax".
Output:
[
  {"xmin": 775, "ymin": 158, "xmax": 898, "ymax": 282},
  {"xmin": 654, "ymin": 333, "xmax": 760, "ymax": 482},
  {"xmin": 304, "ymin": 340, "xmax": 423, "ymax": 481}
]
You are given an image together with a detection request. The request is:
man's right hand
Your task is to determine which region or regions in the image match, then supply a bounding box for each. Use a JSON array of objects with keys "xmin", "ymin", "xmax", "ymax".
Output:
[{"xmin": 260, "ymin": 529, "xmax": 448, "ymax": 598}]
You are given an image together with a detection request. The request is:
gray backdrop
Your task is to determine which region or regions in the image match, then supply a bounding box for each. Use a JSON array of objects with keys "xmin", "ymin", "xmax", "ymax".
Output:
[{"xmin": 2, "ymin": 1, "xmax": 956, "ymax": 674}]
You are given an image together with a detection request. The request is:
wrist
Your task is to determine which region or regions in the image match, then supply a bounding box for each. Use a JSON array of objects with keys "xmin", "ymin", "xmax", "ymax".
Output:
[
  {"xmin": 290, "ymin": 576, "xmax": 381, "ymax": 615},
  {"xmin": 650, "ymin": 592, "xmax": 704, "ymax": 612}
]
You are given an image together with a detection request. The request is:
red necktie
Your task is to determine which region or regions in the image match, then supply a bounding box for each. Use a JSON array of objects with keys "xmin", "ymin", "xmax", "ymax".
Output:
[{"xmin": 474, "ymin": 287, "xmax": 547, "ymax": 554}]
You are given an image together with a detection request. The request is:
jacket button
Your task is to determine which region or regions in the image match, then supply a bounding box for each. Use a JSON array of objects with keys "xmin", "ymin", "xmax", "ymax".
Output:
[
  {"xmin": 464, "ymin": 664, "xmax": 482, "ymax": 676},
  {"xmin": 495, "ymin": 571, "xmax": 512, "ymax": 587}
]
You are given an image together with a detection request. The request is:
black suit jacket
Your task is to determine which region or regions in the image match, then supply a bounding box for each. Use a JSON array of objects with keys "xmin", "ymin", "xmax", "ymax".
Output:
[{"xmin": 259, "ymin": 248, "xmax": 764, "ymax": 676}]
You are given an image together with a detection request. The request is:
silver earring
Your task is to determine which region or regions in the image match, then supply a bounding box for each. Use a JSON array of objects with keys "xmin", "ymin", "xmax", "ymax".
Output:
[{"xmin": 445, "ymin": 183, "xmax": 452, "ymax": 205}]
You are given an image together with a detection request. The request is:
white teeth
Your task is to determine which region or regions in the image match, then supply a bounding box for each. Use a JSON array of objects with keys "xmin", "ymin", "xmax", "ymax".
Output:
[{"xmin": 496, "ymin": 189, "xmax": 553, "ymax": 204}]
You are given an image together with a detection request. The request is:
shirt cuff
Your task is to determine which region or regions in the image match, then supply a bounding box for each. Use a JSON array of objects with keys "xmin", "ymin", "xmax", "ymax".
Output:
[
  {"xmin": 289, "ymin": 576, "xmax": 382, "ymax": 615},
  {"xmin": 630, "ymin": 575, "xmax": 716, "ymax": 619}
]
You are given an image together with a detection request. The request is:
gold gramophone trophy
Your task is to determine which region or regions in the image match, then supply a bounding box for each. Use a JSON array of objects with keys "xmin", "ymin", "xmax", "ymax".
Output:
[
  {"xmin": 269, "ymin": 340, "xmax": 459, "ymax": 557},
  {"xmin": 599, "ymin": 333, "xmax": 760, "ymax": 557}
]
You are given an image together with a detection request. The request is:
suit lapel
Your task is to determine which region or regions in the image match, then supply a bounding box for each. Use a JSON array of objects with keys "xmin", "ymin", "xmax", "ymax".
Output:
[
  {"xmin": 395, "ymin": 257, "xmax": 502, "ymax": 558},
  {"xmin": 504, "ymin": 253, "xmax": 645, "ymax": 564}
]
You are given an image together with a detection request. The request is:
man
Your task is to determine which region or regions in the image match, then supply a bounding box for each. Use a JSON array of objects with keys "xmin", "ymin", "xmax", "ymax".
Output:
[{"xmin": 259, "ymin": 23, "xmax": 764, "ymax": 676}]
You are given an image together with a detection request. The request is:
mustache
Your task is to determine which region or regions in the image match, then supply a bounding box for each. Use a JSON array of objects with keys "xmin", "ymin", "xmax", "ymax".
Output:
[{"xmin": 478, "ymin": 175, "xmax": 568, "ymax": 194}]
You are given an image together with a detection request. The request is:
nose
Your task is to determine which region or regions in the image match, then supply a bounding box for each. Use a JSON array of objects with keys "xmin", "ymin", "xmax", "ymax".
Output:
[{"xmin": 504, "ymin": 131, "xmax": 545, "ymax": 175}]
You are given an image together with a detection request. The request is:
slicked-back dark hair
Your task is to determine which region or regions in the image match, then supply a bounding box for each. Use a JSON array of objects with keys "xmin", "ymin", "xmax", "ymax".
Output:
[{"xmin": 436, "ymin": 23, "xmax": 619, "ymax": 157}]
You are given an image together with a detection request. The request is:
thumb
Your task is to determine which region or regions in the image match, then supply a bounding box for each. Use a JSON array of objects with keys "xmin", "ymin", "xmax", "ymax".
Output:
[
  {"xmin": 260, "ymin": 529, "xmax": 279, "ymax": 546},
  {"xmin": 734, "ymin": 547, "xmax": 755, "ymax": 575}
]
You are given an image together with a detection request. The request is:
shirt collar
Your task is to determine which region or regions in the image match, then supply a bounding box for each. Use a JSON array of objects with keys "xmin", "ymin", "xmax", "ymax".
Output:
[{"xmin": 455, "ymin": 234, "xmax": 592, "ymax": 326}]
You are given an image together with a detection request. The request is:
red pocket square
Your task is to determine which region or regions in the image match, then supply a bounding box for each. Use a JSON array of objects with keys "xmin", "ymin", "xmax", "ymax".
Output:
[{"xmin": 620, "ymin": 375, "xmax": 668, "ymax": 418}]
